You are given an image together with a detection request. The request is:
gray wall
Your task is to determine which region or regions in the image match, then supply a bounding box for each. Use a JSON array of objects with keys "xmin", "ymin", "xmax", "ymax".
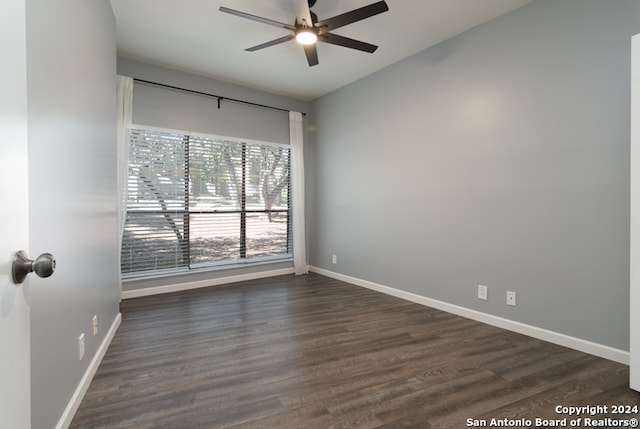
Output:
[
  {"xmin": 26, "ymin": 0, "xmax": 120, "ymax": 427},
  {"xmin": 308, "ymin": 0, "xmax": 640, "ymax": 351},
  {"xmin": 118, "ymin": 58, "xmax": 309, "ymax": 144},
  {"xmin": 117, "ymin": 58, "xmax": 311, "ymax": 292}
]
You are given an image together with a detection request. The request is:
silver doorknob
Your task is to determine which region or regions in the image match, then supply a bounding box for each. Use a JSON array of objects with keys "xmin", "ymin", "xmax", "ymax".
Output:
[{"xmin": 11, "ymin": 250, "xmax": 56, "ymax": 284}]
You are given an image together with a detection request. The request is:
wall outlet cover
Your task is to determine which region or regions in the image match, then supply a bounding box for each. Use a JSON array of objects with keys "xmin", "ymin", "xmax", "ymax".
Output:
[
  {"xmin": 78, "ymin": 333, "xmax": 85, "ymax": 360},
  {"xmin": 478, "ymin": 285, "xmax": 488, "ymax": 301},
  {"xmin": 92, "ymin": 315, "xmax": 98, "ymax": 336},
  {"xmin": 506, "ymin": 291, "xmax": 517, "ymax": 306}
]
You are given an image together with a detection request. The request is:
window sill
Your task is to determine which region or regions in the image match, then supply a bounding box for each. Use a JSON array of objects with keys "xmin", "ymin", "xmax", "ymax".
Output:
[{"xmin": 122, "ymin": 255, "xmax": 293, "ymax": 283}]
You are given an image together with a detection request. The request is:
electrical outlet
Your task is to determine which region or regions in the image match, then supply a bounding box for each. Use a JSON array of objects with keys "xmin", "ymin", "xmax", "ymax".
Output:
[
  {"xmin": 78, "ymin": 333, "xmax": 85, "ymax": 360},
  {"xmin": 506, "ymin": 291, "xmax": 517, "ymax": 306},
  {"xmin": 477, "ymin": 285, "xmax": 488, "ymax": 301},
  {"xmin": 92, "ymin": 315, "xmax": 98, "ymax": 336},
  {"xmin": 332, "ymin": 254, "xmax": 337, "ymax": 264}
]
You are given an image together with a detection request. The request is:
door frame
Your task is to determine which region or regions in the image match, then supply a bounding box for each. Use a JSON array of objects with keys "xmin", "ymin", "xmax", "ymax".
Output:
[{"xmin": 630, "ymin": 33, "xmax": 640, "ymax": 392}]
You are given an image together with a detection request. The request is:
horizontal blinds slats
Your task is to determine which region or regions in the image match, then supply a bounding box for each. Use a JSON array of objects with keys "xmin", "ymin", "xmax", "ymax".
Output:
[
  {"xmin": 122, "ymin": 127, "xmax": 292, "ymax": 278},
  {"xmin": 122, "ymin": 213, "xmax": 189, "ymax": 273},
  {"xmin": 189, "ymin": 137, "xmax": 242, "ymax": 211},
  {"xmin": 122, "ymin": 129, "xmax": 189, "ymax": 275},
  {"xmin": 244, "ymin": 212, "xmax": 289, "ymax": 258}
]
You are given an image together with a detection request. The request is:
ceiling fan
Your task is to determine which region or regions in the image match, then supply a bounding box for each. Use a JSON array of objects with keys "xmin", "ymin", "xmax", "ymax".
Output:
[{"xmin": 219, "ymin": 0, "xmax": 389, "ymax": 67}]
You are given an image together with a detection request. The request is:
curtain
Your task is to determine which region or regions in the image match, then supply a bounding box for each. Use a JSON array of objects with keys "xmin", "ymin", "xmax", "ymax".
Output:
[
  {"xmin": 290, "ymin": 111, "xmax": 308, "ymax": 275},
  {"xmin": 116, "ymin": 75, "xmax": 133, "ymax": 295}
]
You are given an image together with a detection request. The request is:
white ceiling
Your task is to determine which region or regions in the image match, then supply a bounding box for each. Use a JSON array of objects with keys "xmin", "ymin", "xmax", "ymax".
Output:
[{"xmin": 110, "ymin": 0, "xmax": 533, "ymax": 101}]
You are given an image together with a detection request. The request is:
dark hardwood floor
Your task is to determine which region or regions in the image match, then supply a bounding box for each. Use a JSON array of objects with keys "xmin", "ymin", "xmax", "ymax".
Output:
[{"xmin": 70, "ymin": 273, "xmax": 639, "ymax": 428}]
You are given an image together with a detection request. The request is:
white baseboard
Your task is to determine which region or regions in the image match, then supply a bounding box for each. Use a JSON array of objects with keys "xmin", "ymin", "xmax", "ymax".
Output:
[
  {"xmin": 121, "ymin": 267, "xmax": 295, "ymax": 299},
  {"xmin": 56, "ymin": 312, "xmax": 122, "ymax": 429},
  {"xmin": 309, "ymin": 266, "xmax": 629, "ymax": 365}
]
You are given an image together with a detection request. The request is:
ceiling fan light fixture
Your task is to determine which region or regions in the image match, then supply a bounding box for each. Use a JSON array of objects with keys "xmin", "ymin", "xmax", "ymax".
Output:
[{"xmin": 296, "ymin": 28, "xmax": 317, "ymax": 45}]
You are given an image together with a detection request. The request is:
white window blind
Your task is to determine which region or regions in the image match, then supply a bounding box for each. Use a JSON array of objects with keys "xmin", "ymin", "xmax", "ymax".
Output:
[{"xmin": 122, "ymin": 127, "xmax": 292, "ymax": 278}]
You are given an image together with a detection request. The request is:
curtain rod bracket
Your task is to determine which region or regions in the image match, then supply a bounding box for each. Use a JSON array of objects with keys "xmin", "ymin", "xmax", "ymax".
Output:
[{"xmin": 217, "ymin": 97, "xmax": 222, "ymax": 109}]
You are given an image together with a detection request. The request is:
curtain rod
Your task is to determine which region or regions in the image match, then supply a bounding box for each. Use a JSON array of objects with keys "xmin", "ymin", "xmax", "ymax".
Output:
[{"xmin": 133, "ymin": 78, "xmax": 306, "ymax": 116}]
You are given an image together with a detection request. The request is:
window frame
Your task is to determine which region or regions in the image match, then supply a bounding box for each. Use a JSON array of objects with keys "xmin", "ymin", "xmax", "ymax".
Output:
[{"xmin": 121, "ymin": 125, "xmax": 293, "ymax": 280}]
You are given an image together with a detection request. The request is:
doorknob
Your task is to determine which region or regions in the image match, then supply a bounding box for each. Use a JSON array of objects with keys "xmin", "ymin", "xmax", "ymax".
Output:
[{"xmin": 11, "ymin": 250, "xmax": 56, "ymax": 284}]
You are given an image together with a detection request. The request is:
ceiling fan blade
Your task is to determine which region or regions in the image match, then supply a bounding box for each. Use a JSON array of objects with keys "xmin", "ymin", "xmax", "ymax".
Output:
[
  {"xmin": 320, "ymin": 32, "xmax": 378, "ymax": 53},
  {"xmin": 246, "ymin": 34, "xmax": 296, "ymax": 52},
  {"xmin": 293, "ymin": 0, "xmax": 314, "ymax": 27},
  {"xmin": 303, "ymin": 44, "xmax": 318, "ymax": 67},
  {"xmin": 219, "ymin": 6, "xmax": 296, "ymax": 31},
  {"xmin": 315, "ymin": 1, "xmax": 389, "ymax": 33},
  {"xmin": 303, "ymin": 43, "xmax": 319, "ymax": 66}
]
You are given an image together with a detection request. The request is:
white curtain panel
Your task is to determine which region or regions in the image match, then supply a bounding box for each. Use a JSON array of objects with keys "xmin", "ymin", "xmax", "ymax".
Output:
[
  {"xmin": 116, "ymin": 75, "xmax": 133, "ymax": 294},
  {"xmin": 290, "ymin": 111, "xmax": 308, "ymax": 275}
]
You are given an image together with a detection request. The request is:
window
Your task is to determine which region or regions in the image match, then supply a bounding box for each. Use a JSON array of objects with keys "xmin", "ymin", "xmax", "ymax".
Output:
[{"xmin": 121, "ymin": 127, "xmax": 292, "ymax": 278}]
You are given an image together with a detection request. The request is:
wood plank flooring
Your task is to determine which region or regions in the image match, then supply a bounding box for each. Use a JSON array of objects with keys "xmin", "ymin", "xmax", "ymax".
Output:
[{"xmin": 70, "ymin": 273, "xmax": 639, "ymax": 428}]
